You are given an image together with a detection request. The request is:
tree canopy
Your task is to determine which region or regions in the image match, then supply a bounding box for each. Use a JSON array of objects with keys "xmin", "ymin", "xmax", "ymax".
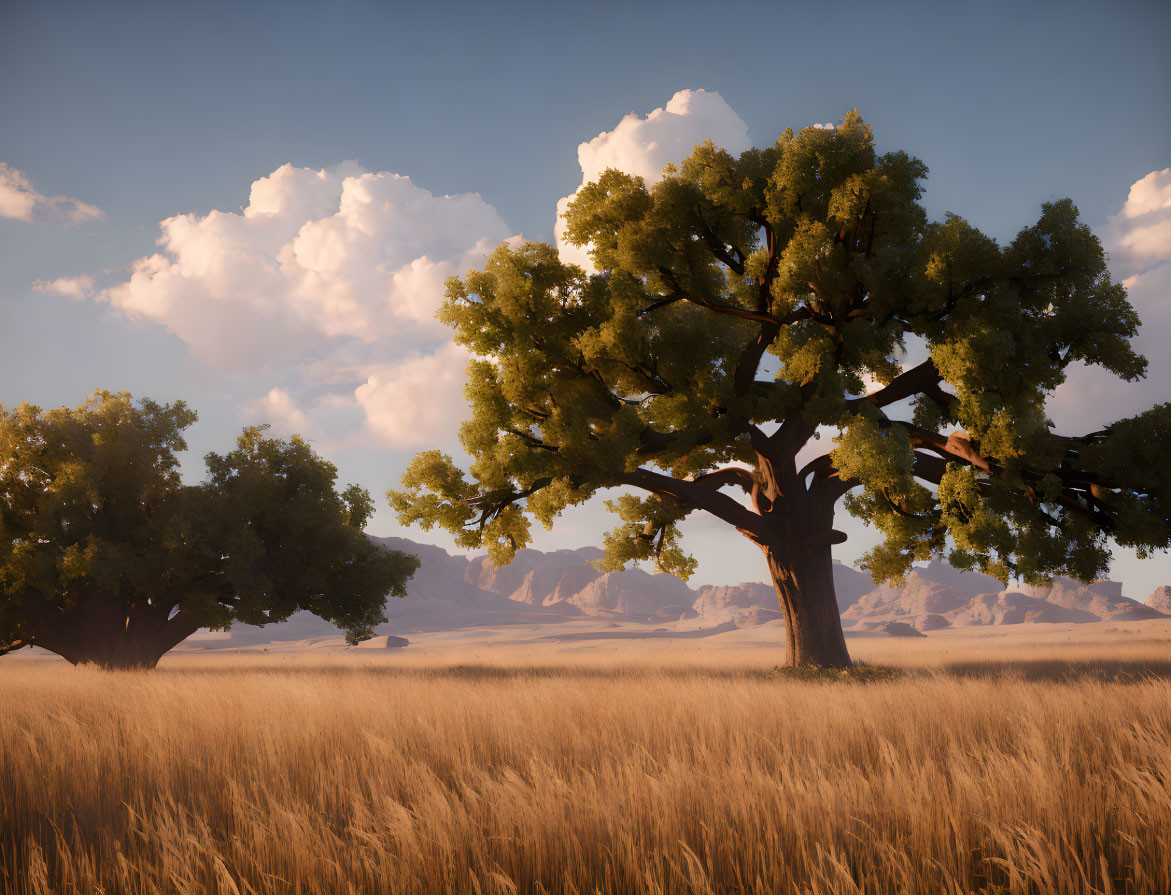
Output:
[
  {"xmin": 1, "ymin": 391, "xmax": 418, "ymax": 668},
  {"xmin": 389, "ymin": 111, "xmax": 1169, "ymax": 666}
]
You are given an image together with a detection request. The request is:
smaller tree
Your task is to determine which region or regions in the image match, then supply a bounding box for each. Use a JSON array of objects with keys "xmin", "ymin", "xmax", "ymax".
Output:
[{"xmin": 0, "ymin": 391, "xmax": 418, "ymax": 669}]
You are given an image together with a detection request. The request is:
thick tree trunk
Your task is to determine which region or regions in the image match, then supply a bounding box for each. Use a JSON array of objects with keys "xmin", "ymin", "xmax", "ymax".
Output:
[
  {"xmin": 28, "ymin": 591, "xmax": 199, "ymax": 670},
  {"xmin": 765, "ymin": 540, "xmax": 852, "ymax": 668}
]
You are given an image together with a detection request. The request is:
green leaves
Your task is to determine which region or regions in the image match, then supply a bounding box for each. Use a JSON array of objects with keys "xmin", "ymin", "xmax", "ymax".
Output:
[
  {"xmin": 0, "ymin": 392, "xmax": 417, "ymax": 657},
  {"xmin": 389, "ymin": 111, "xmax": 1168, "ymax": 593},
  {"xmin": 595, "ymin": 493, "xmax": 696, "ymax": 580}
]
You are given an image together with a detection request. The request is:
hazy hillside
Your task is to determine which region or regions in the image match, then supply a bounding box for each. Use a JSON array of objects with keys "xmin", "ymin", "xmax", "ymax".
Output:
[
  {"xmin": 183, "ymin": 537, "xmax": 1169, "ymax": 648},
  {"xmin": 1148, "ymin": 586, "xmax": 1171, "ymax": 614},
  {"xmin": 1019, "ymin": 578, "xmax": 1168, "ymax": 621},
  {"xmin": 841, "ymin": 559, "xmax": 1168, "ymax": 631}
]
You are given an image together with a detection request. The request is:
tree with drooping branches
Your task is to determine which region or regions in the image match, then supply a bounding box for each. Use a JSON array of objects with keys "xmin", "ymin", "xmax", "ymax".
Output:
[{"xmin": 389, "ymin": 111, "xmax": 1170, "ymax": 667}]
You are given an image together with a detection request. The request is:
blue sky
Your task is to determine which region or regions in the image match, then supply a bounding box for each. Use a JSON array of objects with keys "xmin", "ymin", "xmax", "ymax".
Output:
[{"xmin": 2, "ymin": 0, "xmax": 1169, "ymax": 594}]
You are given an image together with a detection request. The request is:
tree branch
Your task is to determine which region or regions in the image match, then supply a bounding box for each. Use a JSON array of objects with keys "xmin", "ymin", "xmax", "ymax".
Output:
[
  {"xmin": 851, "ymin": 359, "xmax": 953, "ymax": 410},
  {"xmin": 910, "ymin": 451, "xmax": 950, "ymax": 485},
  {"xmin": 620, "ymin": 468, "xmax": 767, "ymax": 542},
  {"xmin": 636, "ymin": 424, "xmax": 714, "ymax": 458},
  {"xmin": 505, "ymin": 428, "xmax": 559, "ymax": 452},
  {"xmin": 646, "ymin": 267, "xmax": 782, "ymax": 326},
  {"xmin": 897, "ymin": 424, "xmax": 992, "ymax": 472},
  {"xmin": 686, "ymin": 467, "xmax": 758, "ymax": 493},
  {"xmin": 463, "ymin": 478, "xmax": 557, "ymax": 530},
  {"xmin": 694, "ymin": 208, "xmax": 746, "ymax": 276},
  {"xmin": 798, "ymin": 452, "xmax": 858, "ymax": 502}
]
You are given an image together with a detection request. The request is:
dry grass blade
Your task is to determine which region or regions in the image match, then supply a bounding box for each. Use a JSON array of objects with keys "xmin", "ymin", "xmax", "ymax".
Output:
[{"xmin": 2, "ymin": 631, "xmax": 1170, "ymax": 893}]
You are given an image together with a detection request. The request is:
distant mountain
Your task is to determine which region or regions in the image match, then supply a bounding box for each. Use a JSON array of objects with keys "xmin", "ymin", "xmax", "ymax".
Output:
[
  {"xmin": 695, "ymin": 562, "xmax": 870, "ymax": 624},
  {"xmin": 829, "ymin": 562, "xmax": 876, "ymax": 610},
  {"xmin": 842, "ymin": 570, "xmax": 969, "ymax": 626},
  {"xmin": 464, "ymin": 546, "xmax": 604, "ymax": 602},
  {"xmin": 694, "ymin": 583, "xmax": 777, "ymax": 622},
  {"xmin": 179, "ymin": 537, "xmax": 1168, "ymax": 649},
  {"xmin": 946, "ymin": 592, "xmax": 1099, "ymax": 626},
  {"xmin": 1018, "ymin": 578, "xmax": 1167, "ymax": 621},
  {"xmin": 567, "ymin": 568, "xmax": 697, "ymax": 618},
  {"xmin": 841, "ymin": 560, "xmax": 1168, "ymax": 631},
  {"xmin": 1148, "ymin": 586, "xmax": 1171, "ymax": 615}
]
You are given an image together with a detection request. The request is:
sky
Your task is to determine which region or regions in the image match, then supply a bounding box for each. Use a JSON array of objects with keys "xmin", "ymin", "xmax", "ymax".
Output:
[{"xmin": 2, "ymin": 0, "xmax": 1169, "ymax": 597}]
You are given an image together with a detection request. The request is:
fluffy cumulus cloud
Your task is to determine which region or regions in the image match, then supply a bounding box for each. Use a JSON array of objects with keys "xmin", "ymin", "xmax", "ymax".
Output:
[
  {"xmin": 554, "ymin": 89, "xmax": 752, "ymax": 269},
  {"xmin": 1112, "ymin": 168, "xmax": 1171, "ymax": 265},
  {"xmin": 75, "ymin": 95, "xmax": 759, "ymax": 452},
  {"xmin": 103, "ymin": 163, "xmax": 512, "ymax": 370},
  {"xmin": 354, "ymin": 342, "xmax": 471, "ymax": 449},
  {"xmin": 239, "ymin": 387, "xmax": 314, "ymax": 438},
  {"xmin": 0, "ymin": 162, "xmax": 104, "ymax": 225},
  {"xmin": 86, "ymin": 162, "xmax": 515, "ymax": 449},
  {"xmin": 1047, "ymin": 167, "xmax": 1171, "ymax": 432}
]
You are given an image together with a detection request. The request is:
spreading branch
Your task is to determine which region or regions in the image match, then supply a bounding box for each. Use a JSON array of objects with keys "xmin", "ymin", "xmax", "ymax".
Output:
[
  {"xmin": 852, "ymin": 359, "xmax": 954, "ymax": 410},
  {"xmin": 645, "ymin": 267, "xmax": 782, "ymax": 326},
  {"xmin": 686, "ymin": 467, "xmax": 758, "ymax": 493},
  {"xmin": 620, "ymin": 467, "xmax": 767, "ymax": 542},
  {"xmin": 897, "ymin": 424, "xmax": 992, "ymax": 472}
]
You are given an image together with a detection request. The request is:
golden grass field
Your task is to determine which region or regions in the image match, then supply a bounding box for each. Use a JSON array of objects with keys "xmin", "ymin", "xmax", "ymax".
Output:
[{"xmin": 3, "ymin": 623, "xmax": 1171, "ymax": 894}]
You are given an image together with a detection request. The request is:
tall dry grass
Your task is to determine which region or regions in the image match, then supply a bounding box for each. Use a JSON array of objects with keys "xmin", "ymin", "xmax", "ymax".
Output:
[{"xmin": 2, "ymin": 639, "xmax": 1170, "ymax": 894}]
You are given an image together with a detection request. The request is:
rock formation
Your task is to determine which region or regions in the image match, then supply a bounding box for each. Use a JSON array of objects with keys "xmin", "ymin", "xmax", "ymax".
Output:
[
  {"xmin": 178, "ymin": 536, "xmax": 1167, "ymax": 650},
  {"xmin": 1147, "ymin": 586, "xmax": 1171, "ymax": 615},
  {"xmin": 946, "ymin": 592, "xmax": 1098, "ymax": 626},
  {"xmin": 567, "ymin": 568, "xmax": 697, "ymax": 618},
  {"xmin": 693, "ymin": 582, "xmax": 777, "ymax": 622},
  {"xmin": 882, "ymin": 621, "xmax": 926, "ymax": 637},
  {"xmin": 1019, "ymin": 578, "xmax": 1168, "ymax": 621}
]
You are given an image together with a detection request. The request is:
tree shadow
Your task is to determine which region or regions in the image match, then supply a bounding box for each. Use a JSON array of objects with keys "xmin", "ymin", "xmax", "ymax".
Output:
[
  {"xmin": 937, "ymin": 658, "xmax": 1171, "ymax": 683},
  {"xmin": 153, "ymin": 661, "xmax": 783, "ymax": 683}
]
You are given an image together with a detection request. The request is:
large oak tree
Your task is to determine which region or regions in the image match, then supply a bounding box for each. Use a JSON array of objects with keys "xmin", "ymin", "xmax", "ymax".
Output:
[
  {"xmin": 389, "ymin": 112, "xmax": 1170, "ymax": 667},
  {"xmin": 1, "ymin": 391, "xmax": 418, "ymax": 669}
]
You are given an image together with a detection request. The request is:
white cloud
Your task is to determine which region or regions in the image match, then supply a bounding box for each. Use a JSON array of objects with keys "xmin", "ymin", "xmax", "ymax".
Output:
[
  {"xmin": 56, "ymin": 162, "xmax": 515, "ymax": 451},
  {"xmin": 354, "ymin": 342, "xmax": 470, "ymax": 449},
  {"xmin": 554, "ymin": 89, "xmax": 752, "ymax": 269},
  {"xmin": 65, "ymin": 93, "xmax": 761, "ymax": 454},
  {"xmin": 1117, "ymin": 216, "xmax": 1171, "ymax": 265},
  {"xmin": 0, "ymin": 162, "xmax": 104, "ymax": 225},
  {"xmin": 1120, "ymin": 168, "xmax": 1171, "ymax": 219},
  {"xmin": 1048, "ymin": 168, "xmax": 1171, "ymax": 433},
  {"xmin": 101, "ymin": 163, "xmax": 513, "ymax": 371},
  {"xmin": 1102, "ymin": 167, "xmax": 1171, "ymax": 269},
  {"xmin": 32, "ymin": 274, "xmax": 94, "ymax": 299},
  {"xmin": 240, "ymin": 387, "xmax": 313, "ymax": 439}
]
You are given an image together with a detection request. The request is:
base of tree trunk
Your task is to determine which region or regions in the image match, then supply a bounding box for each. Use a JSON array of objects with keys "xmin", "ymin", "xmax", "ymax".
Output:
[
  {"xmin": 766, "ymin": 542, "xmax": 853, "ymax": 669},
  {"xmin": 27, "ymin": 593, "xmax": 199, "ymax": 670},
  {"xmin": 70, "ymin": 641, "xmax": 171, "ymax": 670}
]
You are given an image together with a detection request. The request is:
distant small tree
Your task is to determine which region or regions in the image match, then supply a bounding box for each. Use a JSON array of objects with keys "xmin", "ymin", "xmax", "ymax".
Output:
[
  {"xmin": 388, "ymin": 111, "xmax": 1169, "ymax": 668},
  {"xmin": 0, "ymin": 391, "xmax": 418, "ymax": 669}
]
